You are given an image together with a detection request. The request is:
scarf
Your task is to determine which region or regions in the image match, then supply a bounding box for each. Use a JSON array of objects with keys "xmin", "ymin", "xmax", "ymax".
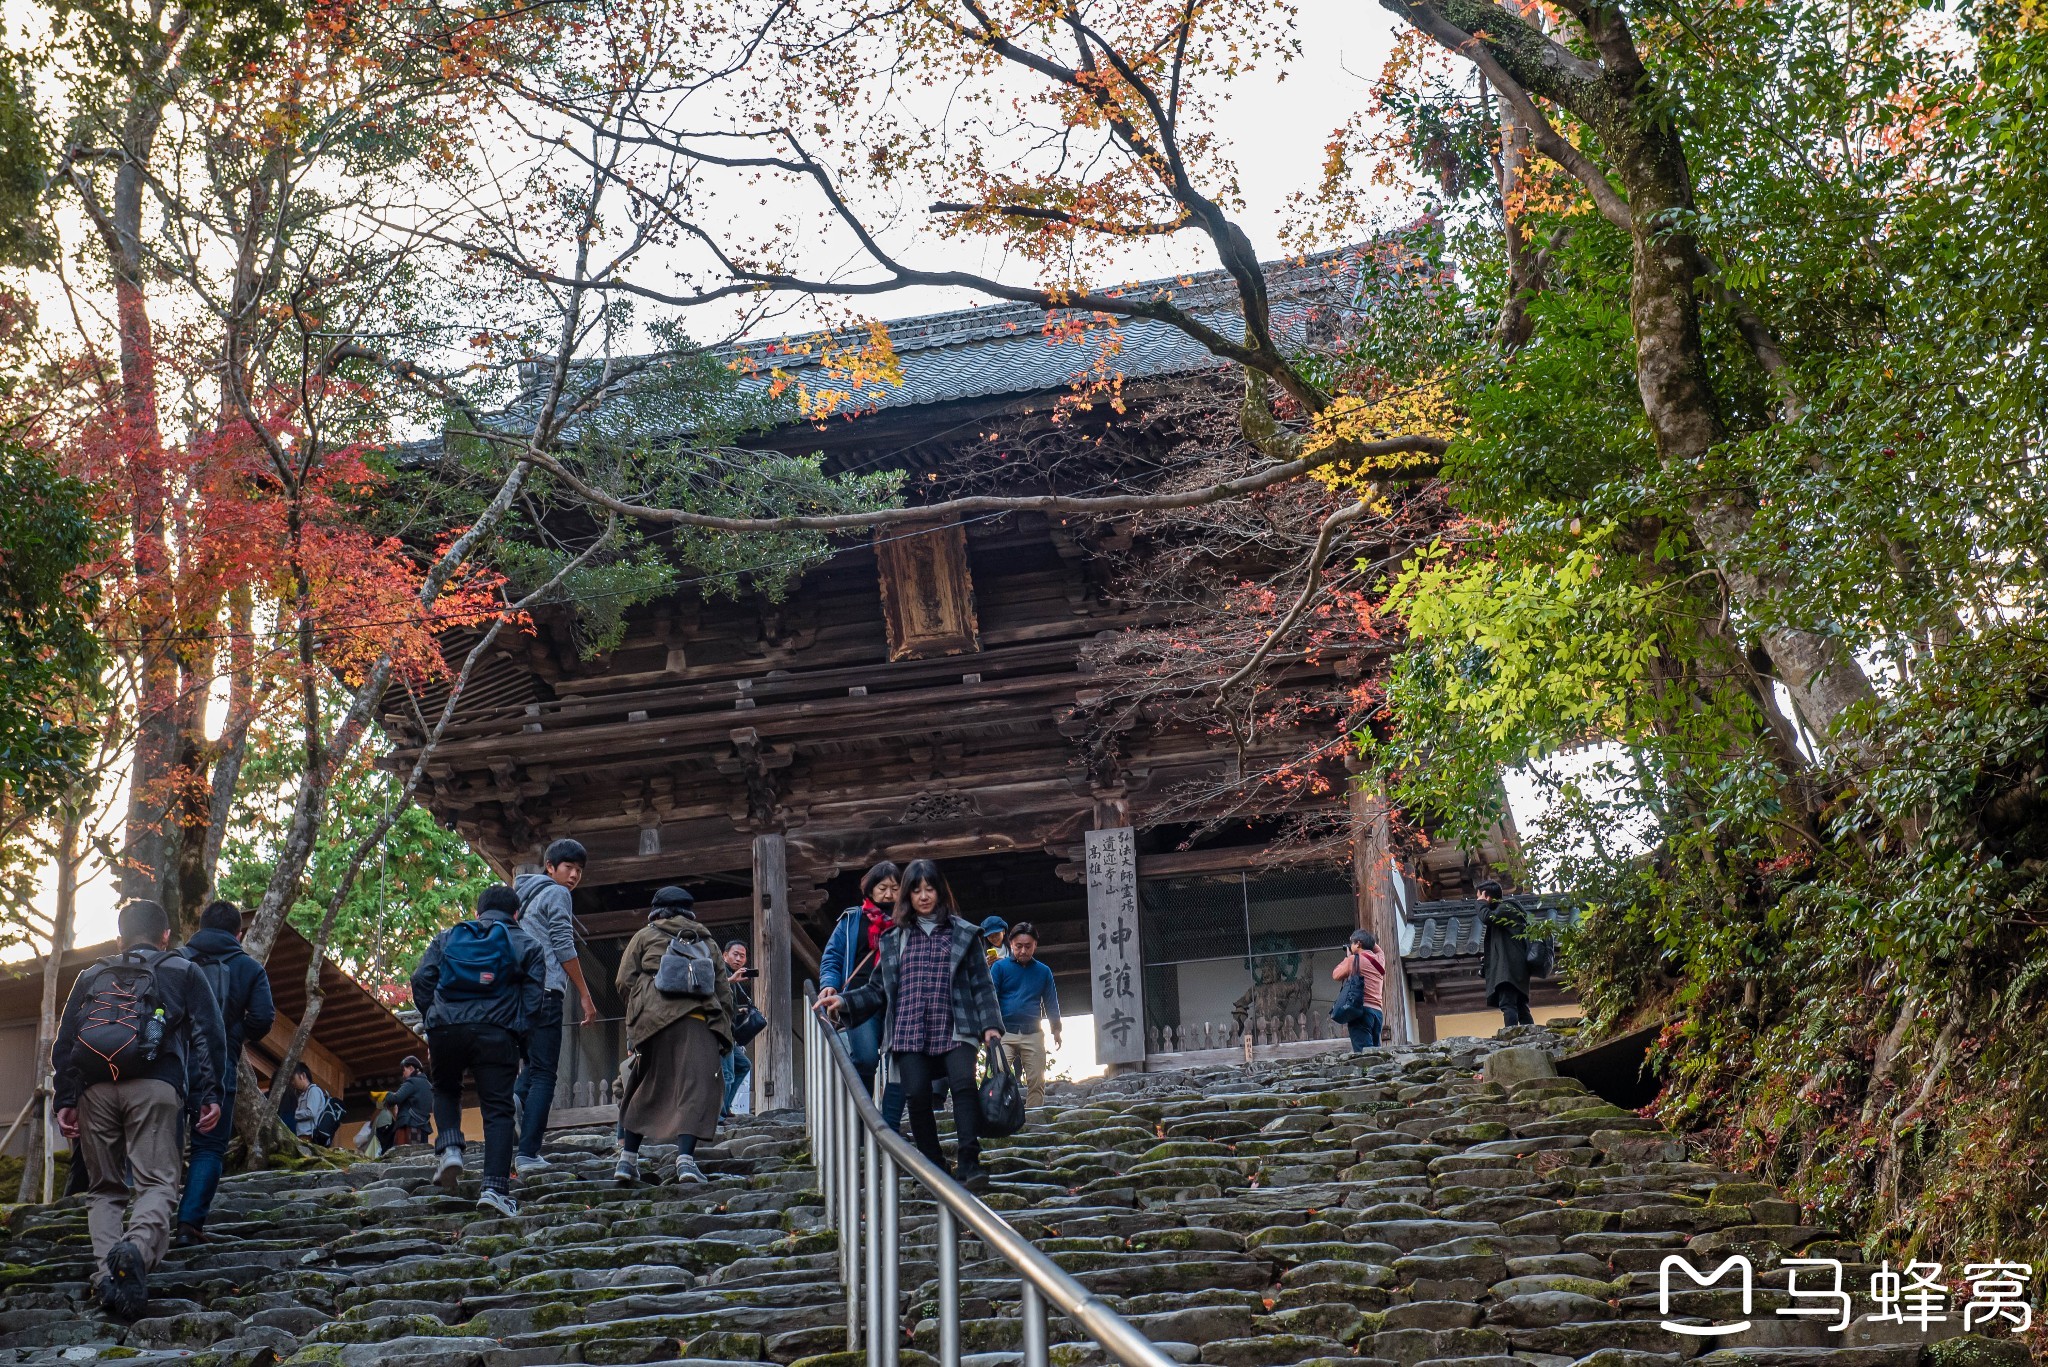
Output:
[{"xmin": 861, "ymin": 899, "xmax": 889, "ymax": 958}]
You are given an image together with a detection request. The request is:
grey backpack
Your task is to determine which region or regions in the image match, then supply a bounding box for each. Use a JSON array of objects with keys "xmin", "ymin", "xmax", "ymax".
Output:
[{"xmin": 654, "ymin": 933, "xmax": 717, "ymax": 999}]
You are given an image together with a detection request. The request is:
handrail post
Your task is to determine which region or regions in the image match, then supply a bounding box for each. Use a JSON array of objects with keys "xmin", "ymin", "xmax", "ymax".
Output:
[
  {"xmin": 1022, "ymin": 1282, "xmax": 1049, "ymax": 1367},
  {"xmin": 843, "ymin": 1084, "xmax": 861, "ymax": 1349},
  {"xmin": 864, "ymin": 1127, "xmax": 882, "ymax": 1366},
  {"xmin": 800, "ymin": 984, "xmax": 1176, "ymax": 1367},
  {"xmin": 937, "ymin": 1204, "xmax": 960, "ymax": 1367},
  {"xmin": 881, "ymin": 1146, "xmax": 900, "ymax": 1367}
]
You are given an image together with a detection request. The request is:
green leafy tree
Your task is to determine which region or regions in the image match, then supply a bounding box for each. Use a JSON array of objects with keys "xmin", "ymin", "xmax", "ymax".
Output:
[
  {"xmin": 1346, "ymin": 0, "xmax": 2048, "ymax": 1262},
  {"xmin": 217, "ymin": 720, "xmax": 494, "ymax": 996}
]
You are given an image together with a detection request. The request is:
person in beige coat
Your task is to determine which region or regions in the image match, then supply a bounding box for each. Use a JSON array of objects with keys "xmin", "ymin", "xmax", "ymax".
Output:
[{"xmin": 614, "ymin": 885, "xmax": 734, "ymax": 1184}]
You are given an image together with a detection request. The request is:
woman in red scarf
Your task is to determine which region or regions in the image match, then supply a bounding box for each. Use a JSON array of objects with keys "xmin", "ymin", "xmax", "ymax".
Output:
[{"xmin": 819, "ymin": 861, "xmax": 900, "ymax": 1097}]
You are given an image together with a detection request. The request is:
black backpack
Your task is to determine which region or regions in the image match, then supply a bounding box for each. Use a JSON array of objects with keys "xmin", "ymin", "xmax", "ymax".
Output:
[
  {"xmin": 72, "ymin": 950, "xmax": 167, "ymax": 1086},
  {"xmin": 655, "ymin": 931, "xmax": 718, "ymax": 999},
  {"xmin": 309, "ymin": 1094, "xmax": 347, "ymax": 1146},
  {"xmin": 976, "ymin": 1042, "xmax": 1028, "ymax": 1139}
]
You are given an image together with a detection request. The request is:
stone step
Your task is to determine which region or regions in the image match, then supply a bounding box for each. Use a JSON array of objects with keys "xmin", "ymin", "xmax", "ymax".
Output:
[{"xmin": 3, "ymin": 1032, "xmax": 2028, "ymax": 1367}]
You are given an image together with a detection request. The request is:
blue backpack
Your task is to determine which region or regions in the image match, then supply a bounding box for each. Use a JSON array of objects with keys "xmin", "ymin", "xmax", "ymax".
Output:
[{"xmin": 438, "ymin": 920, "xmax": 519, "ymax": 998}]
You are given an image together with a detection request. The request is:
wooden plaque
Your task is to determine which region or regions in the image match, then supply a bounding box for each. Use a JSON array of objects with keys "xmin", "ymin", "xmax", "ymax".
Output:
[
  {"xmin": 1086, "ymin": 826, "xmax": 1147, "ymax": 1065},
  {"xmin": 875, "ymin": 520, "xmax": 980, "ymax": 661}
]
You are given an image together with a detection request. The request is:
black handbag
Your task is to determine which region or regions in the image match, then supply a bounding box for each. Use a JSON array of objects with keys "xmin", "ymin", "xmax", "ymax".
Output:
[
  {"xmin": 731, "ymin": 986, "xmax": 768, "ymax": 1046},
  {"xmin": 1330, "ymin": 963, "xmax": 1367, "ymax": 1026},
  {"xmin": 976, "ymin": 1042, "xmax": 1028, "ymax": 1138}
]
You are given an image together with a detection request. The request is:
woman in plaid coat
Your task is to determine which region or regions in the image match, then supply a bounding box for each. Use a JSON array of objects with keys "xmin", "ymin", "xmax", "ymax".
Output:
[{"xmin": 815, "ymin": 860, "xmax": 1003, "ymax": 1188}]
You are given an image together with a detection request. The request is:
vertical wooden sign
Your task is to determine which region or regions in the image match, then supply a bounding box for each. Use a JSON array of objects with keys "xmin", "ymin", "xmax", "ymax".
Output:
[
  {"xmin": 875, "ymin": 521, "xmax": 980, "ymax": 660},
  {"xmin": 1085, "ymin": 826, "xmax": 1146, "ymax": 1066}
]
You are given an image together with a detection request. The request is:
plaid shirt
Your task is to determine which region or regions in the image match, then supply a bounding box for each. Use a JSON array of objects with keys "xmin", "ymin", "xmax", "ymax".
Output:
[{"xmin": 889, "ymin": 920, "xmax": 958, "ymax": 1055}]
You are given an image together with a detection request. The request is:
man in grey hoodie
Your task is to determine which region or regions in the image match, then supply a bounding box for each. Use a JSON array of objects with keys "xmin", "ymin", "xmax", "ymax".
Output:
[{"xmin": 510, "ymin": 838, "xmax": 599, "ymax": 1173}]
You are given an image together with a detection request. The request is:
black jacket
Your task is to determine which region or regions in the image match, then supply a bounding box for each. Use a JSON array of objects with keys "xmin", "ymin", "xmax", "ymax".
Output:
[
  {"xmin": 52, "ymin": 945, "xmax": 226, "ymax": 1111},
  {"xmin": 387, "ymin": 1072, "xmax": 433, "ymax": 1130},
  {"xmin": 1482, "ymin": 899, "xmax": 1532, "ymax": 1003},
  {"xmin": 410, "ymin": 909, "xmax": 548, "ymax": 1035},
  {"xmin": 180, "ymin": 928, "xmax": 277, "ymax": 1092}
]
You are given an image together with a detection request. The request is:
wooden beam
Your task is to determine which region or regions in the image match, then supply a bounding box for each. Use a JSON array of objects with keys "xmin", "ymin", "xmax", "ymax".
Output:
[
  {"xmin": 249, "ymin": 1014, "xmax": 353, "ymax": 1098},
  {"xmin": 1352, "ymin": 781, "xmax": 1414, "ymax": 1047},
  {"xmin": 752, "ymin": 833, "xmax": 795, "ymax": 1111},
  {"xmin": 577, "ymin": 897, "xmax": 755, "ymax": 940}
]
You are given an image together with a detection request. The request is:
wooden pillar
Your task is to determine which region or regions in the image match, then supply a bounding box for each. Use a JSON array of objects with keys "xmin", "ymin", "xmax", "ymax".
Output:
[
  {"xmin": 1351, "ymin": 782, "xmax": 1415, "ymax": 1047},
  {"xmin": 752, "ymin": 833, "xmax": 796, "ymax": 1111}
]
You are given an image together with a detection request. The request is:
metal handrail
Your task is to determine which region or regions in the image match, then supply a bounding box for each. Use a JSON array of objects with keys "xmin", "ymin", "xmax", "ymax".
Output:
[{"xmin": 802, "ymin": 985, "xmax": 1178, "ymax": 1367}]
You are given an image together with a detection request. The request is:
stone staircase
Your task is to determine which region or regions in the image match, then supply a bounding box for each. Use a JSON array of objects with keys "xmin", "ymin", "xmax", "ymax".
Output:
[{"xmin": 0, "ymin": 1029, "xmax": 2031, "ymax": 1367}]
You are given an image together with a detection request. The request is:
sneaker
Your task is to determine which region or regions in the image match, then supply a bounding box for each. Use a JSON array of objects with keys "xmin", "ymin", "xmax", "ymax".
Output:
[
  {"xmin": 673, "ymin": 1154, "xmax": 706, "ymax": 1184},
  {"xmin": 102, "ymin": 1240, "xmax": 148, "ymax": 1319},
  {"xmin": 613, "ymin": 1153, "xmax": 639, "ymax": 1186},
  {"xmin": 513, "ymin": 1154, "xmax": 552, "ymax": 1177},
  {"xmin": 434, "ymin": 1148, "xmax": 464, "ymax": 1192},
  {"xmin": 476, "ymin": 1187, "xmax": 519, "ymax": 1219}
]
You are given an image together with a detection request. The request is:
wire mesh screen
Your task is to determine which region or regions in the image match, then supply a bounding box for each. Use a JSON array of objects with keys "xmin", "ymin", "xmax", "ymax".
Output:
[{"xmin": 1135, "ymin": 867, "xmax": 1356, "ymax": 1054}]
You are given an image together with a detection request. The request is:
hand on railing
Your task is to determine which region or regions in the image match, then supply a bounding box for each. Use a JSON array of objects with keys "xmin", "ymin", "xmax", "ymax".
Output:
[{"xmin": 813, "ymin": 987, "xmax": 843, "ymax": 1021}]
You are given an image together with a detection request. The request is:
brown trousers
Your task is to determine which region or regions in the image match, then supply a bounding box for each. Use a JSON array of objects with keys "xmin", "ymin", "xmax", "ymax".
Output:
[
  {"xmin": 1002, "ymin": 1029, "xmax": 1048, "ymax": 1108},
  {"xmin": 77, "ymin": 1078, "xmax": 184, "ymax": 1273}
]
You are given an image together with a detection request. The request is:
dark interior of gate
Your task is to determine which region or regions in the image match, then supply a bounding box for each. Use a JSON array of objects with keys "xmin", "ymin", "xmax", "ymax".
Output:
[{"xmin": 387, "ymin": 250, "xmax": 1578, "ymax": 1107}]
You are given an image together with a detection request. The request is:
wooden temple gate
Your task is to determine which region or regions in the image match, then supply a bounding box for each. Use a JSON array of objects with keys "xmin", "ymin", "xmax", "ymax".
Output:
[{"xmin": 388, "ymin": 251, "xmax": 1543, "ymax": 1113}]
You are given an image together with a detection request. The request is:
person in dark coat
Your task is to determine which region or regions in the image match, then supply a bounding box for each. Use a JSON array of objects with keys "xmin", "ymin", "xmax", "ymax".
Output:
[
  {"xmin": 175, "ymin": 899, "xmax": 275, "ymax": 1245},
  {"xmin": 813, "ymin": 860, "xmax": 1004, "ymax": 1189},
  {"xmin": 386, "ymin": 1055, "xmax": 433, "ymax": 1147},
  {"xmin": 1478, "ymin": 881, "xmax": 1534, "ymax": 1028},
  {"xmin": 411, "ymin": 885, "xmax": 549, "ymax": 1218},
  {"xmin": 613, "ymin": 885, "xmax": 735, "ymax": 1186}
]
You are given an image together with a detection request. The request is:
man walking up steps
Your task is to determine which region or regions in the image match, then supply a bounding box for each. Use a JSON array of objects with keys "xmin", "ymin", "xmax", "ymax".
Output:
[{"xmin": 53, "ymin": 899, "xmax": 225, "ymax": 1318}]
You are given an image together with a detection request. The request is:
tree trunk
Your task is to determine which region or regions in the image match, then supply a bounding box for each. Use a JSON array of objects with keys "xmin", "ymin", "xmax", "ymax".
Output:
[
  {"xmin": 20, "ymin": 810, "xmax": 82, "ymax": 1204},
  {"xmin": 202, "ymin": 585, "xmax": 259, "ymax": 889},
  {"xmin": 1385, "ymin": 0, "xmax": 1879, "ymax": 750}
]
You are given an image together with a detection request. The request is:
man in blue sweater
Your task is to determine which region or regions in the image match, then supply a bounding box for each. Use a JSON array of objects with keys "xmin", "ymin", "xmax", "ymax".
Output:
[{"xmin": 988, "ymin": 922, "xmax": 1061, "ymax": 1108}]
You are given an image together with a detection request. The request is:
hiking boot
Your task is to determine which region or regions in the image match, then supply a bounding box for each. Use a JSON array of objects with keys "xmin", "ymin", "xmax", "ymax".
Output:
[
  {"xmin": 173, "ymin": 1221, "xmax": 212, "ymax": 1249},
  {"xmin": 476, "ymin": 1187, "xmax": 519, "ymax": 1219},
  {"xmin": 101, "ymin": 1240, "xmax": 148, "ymax": 1320},
  {"xmin": 513, "ymin": 1154, "xmax": 552, "ymax": 1177},
  {"xmin": 673, "ymin": 1153, "xmax": 706, "ymax": 1184},
  {"xmin": 433, "ymin": 1148, "xmax": 464, "ymax": 1192},
  {"xmin": 613, "ymin": 1152, "xmax": 639, "ymax": 1185}
]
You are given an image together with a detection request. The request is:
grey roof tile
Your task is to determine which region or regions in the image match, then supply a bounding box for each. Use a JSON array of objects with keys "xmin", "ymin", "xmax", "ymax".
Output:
[
  {"xmin": 487, "ymin": 240, "xmax": 1419, "ymax": 446},
  {"xmin": 1403, "ymin": 897, "xmax": 1580, "ymax": 961}
]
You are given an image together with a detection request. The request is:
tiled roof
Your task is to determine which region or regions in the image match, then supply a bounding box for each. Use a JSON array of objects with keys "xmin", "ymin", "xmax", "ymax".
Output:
[
  {"xmin": 489, "ymin": 239, "xmax": 1427, "ymax": 445},
  {"xmin": 1403, "ymin": 897, "xmax": 1580, "ymax": 961}
]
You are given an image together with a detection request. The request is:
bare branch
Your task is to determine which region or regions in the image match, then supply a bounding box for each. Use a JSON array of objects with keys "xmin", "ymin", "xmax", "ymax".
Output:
[{"xmin": 1217, "ymin": 500, "xmax": 1373, "ymax": 696}]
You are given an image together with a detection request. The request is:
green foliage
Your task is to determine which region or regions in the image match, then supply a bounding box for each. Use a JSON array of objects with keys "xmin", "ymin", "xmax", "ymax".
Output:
[
  {"xmin": 218, "ymin": 726, "xmax": 493, "ymax": 995},
  {"xmin": 0, "ymin": 440, "xmax": 104, "ymax": 819},
  {"xmin": 0, "ymin": 51, "xmax": 48, "ymax": 267},
  {"xmin": 381, "ymin": 340, "xmax": 903, "ymax": 657},
  {"xmin": 1355, "ymin": 0, "xmax": 2048, "ymax": 1264}
]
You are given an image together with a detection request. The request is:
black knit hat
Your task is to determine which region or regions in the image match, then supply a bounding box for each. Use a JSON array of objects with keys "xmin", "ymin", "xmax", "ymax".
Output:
[{"xmin": 649, "ymin": 885, "xmax": 696, "ymax": 919}]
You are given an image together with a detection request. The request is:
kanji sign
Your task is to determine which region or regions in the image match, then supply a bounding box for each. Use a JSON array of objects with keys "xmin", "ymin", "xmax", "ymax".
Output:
[{"xmin": 1085, "ymin": 826, "xmax": 1146, "ymax": 1065}]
